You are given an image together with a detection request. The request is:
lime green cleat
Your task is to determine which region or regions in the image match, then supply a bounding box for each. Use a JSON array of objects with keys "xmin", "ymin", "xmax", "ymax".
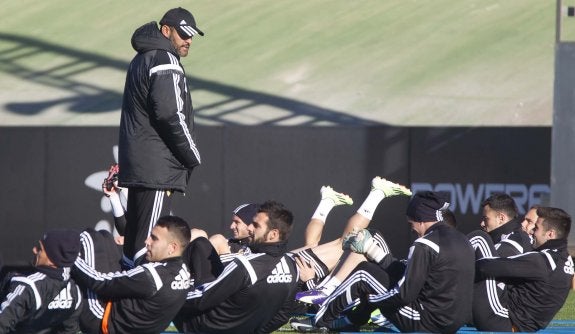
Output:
[
  {"xmin": 321, "ymin": 186, "xmax": 353, "ymax": 206},
  {"xmin": 370, "ymin": 309, "xmax": 391, "ymax": 327},
  {"xmin": 371, "ymin": 177, "xmax": 412, "ymax": 197}
]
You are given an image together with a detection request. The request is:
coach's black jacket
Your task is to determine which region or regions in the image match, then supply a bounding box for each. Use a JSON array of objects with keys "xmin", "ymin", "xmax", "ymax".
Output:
[
  {"xmin": 179, "ymin": 241, "xmax": 299, "ymax": 334},
  {"xmin": 119, "ymin": 21, "xmax": 201, "ymax": 192},
  {"xmin": 0, "ymin": 267, "xmax": 82, "ymax": 333},
  {"xmin": 73, "ymin": 256, "xmax": 190, "ymax": 334},
  {"xmin": 476, "ymin": 238, "xmax": 574, "ymax": 332}
]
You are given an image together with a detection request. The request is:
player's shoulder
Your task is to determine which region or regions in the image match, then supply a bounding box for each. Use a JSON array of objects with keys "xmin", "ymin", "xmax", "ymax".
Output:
[
  {"xmin": 150, "ymin": 50, "xmax": 182, "ymax": 70},
  {"xmin": 8, "ymin": 271, "xmax": 49, "ymax": 293}
]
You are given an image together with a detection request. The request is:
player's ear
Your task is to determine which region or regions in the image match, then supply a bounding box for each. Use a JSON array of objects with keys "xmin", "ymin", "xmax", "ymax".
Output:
[
  {"xmin": 168, "ymin": 240, "xmax": 177, "ymax": 255},
  {"xmin": 497, "ymin": 211, "xmax": 507, "ymax": 224},
  {"xmin": 267, "ymin": 228, "xmax": 279, "ymax": 241},
  {"xmin": 547, "ymin": 228, "xmax": 556, "ymax": 239},
  {"xmin": 160, "ymin": 25, "xmax": 171, "ymax": 38}
]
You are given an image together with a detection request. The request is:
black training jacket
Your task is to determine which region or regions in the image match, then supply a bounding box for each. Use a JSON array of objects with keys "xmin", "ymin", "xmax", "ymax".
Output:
[
  {"xmin": 0, "ymin": 267, "xmax": 82, "ymax": 334},
  {"xmin": 73, "ymin": 256, "xmax": 190, "ymax": 334},
  {"xmin": 119, "ymin": 21, "xmax": 200, "ymax": 192},
  {"xmin": 489, "ymin": 217, "xmax": 533, "ymax": 257},
  {"xmin": 476, "ymin": 238, "xmax": 574, "ymax": 332},
  {"xmin": 369, "ymin": 222, "xmax": 476, "ymax": 334},
  {"xmin": 180, "ymin": 242, "xmax": 299, "ymax": 334}
]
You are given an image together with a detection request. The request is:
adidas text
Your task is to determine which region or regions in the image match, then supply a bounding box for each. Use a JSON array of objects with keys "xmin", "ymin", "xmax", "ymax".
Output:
[
  {"xmin": 49, "ymin": 285, "xmax": 73, "ymax": 309},
  {"xmin": 172, "ymin": 267, "xmax": 192, "ymax": 290},
  {"xmin": 48, "ymin": 300, "xmax": 72, "ymax": 309},
  {"xmin": 172, "ymin": 279, "xmax": 190, "ymax": 290},
  {"xmin": 267, "ymin": 274, "xmax": 292, "ymax": 284},
  {"xmin": 267, "ymin": 258, "xmax": 293, "ymax": 284}
]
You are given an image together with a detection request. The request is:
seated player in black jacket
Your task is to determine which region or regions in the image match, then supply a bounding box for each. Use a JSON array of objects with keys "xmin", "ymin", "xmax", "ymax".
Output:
[
  {"xmin": 0, "ymin": 229, "xmax": 83, "ymax": 333},
  {"xmin": 73, "ymin": 216, "xmax": 191, "ymax": 334},
  {"xmin": 291, "ymin": 191, "xmax": 476, "ymax": 333},
  {"xmin": 472, "ymin": 206, "xmax": 574, "ymax": 332}
]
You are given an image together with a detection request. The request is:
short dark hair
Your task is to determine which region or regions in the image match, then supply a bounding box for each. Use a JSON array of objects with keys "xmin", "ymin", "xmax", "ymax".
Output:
[
  {"xmin": 536, "ymin": 207, "xmax": 571, "ymax": 240},
  {"xmin": 257, "ymin": 201, "xmax": 294, "ymax": 241},
  {"xmin": 481, "ymin": 193, "xmax": 518, "ymax": 219},
  {"xmin": 156, "ymin": 215, "xmax": 191, "ymax": 249}
]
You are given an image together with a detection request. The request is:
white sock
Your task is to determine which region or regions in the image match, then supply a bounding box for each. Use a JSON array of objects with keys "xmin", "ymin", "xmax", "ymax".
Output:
[
  {"xmin": 322, "ymin": 277, "xmax": 342, "ymax": 296},
  {"xmin": 311, "ymin": 198, "xmax": 336, "ymax": 223},
  {"xmin": 315, "ymin": 274, "xmax": 331, "ymax": 289},
  {"xmin": 357, "ymin": 190, "xmax": 385, "ymax": 220},
  {"xmin": 365, "ymin": 241, "xmax": 387, "ymax": 263}
]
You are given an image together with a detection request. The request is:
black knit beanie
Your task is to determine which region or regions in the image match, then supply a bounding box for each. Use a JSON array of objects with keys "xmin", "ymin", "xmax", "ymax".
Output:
[
  {"xmin": 41, "ymin": 229, "xmax": 81, "ymax": 268},
  {"xmin": 233, "ymin": 203, "xmax": 259, "ymax": 225},
  {"xmin": 406, "ymin": 191, "xmax": 450, "ymax": 222}
]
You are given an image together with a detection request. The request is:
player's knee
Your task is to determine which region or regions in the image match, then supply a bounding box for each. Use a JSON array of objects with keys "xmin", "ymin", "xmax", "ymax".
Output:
[
  {"xmin": 209, "ymin": 234, "xmax": 230, "ymax": 255},
  {"xmin": 209, "ymin": 233, "xmax": 226, "ymax": 246},
  {"xmin": 191, "ymin": 228, "xmax": 208, "ymax": 241}
]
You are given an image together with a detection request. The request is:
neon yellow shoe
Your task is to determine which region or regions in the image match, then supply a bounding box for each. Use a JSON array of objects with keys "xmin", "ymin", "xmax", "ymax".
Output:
[
  {"xmin": 371, "ymin": 177, "xmax": 412, "ymax": 197},
  {"xmin": 321, "ymin": 186, "xmax": 353, "ymax": 206},
  {"xmin": 370, "ymin": 308, "xmax": 391, "ymax": 327}
]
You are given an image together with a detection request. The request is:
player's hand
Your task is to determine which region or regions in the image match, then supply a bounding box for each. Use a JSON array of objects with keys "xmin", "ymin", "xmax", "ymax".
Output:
[
  {"xmin": 295, "ymin": 255, "xmax": 315, "ymax": 282},
  {"xmin": 342, "ymin": 228, "xmax": 374, "ymax": 254}
]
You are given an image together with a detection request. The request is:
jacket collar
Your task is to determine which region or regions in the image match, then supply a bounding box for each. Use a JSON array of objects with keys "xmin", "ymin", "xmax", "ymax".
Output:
[
  {"xmin": 36, "ymin": 265, "xmax": 70, "ymax": 281},
  {"xmin": 249, "ymin": 241, "xmax": 288, "ymax": 257},
  {"xmin": 535, "ymin": 238, "xmax": 568, "ymax": 252},
  {"xmin": 229, "ymin": 237, "xmax": 250, "ymax": 245},
  {"xmin": 488, "ymin": 216, "xmax": 523, "ymax": 241}
]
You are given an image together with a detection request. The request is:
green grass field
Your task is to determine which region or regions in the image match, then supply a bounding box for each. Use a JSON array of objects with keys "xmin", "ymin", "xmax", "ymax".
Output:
[
  {"xmin": 554, "ymin": 290, "xmax": 575, "ymax": 321},
  {"xmin": 0, "ymin": 0, "xmax": 559, "ymax": 126}
]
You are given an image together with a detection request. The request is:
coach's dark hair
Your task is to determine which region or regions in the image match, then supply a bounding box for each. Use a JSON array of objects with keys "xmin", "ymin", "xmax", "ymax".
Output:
[
  {"xmin": 156, "ymin": 215, "xmax": 191, "ymax": 249},
  {"xmin": 258, "ymin": 200, "xmax": 294, "ymax": 241},
  {"xmin": 481, "ymin": 193, "xmax": 518, "ymax": 219},
  {"xmin": 536, "ymin": 207, "xmax": 571, "ymax": 240}
]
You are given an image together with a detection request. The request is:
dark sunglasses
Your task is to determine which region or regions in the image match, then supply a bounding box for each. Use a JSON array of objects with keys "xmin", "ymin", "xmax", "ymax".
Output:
[{"xmin": 173, "ymin": 27, "xmax": 192, "ymax": 40}]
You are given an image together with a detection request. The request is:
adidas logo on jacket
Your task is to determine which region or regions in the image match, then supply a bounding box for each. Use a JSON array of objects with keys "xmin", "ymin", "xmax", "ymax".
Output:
[{"xmin": 267, "ymin": 257, "xmax": 293, "ymax": 283}]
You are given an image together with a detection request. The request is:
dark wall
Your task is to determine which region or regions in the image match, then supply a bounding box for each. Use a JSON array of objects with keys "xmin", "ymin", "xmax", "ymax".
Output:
[
  {"xmin": 0, "ymin": 126, "xmax": 551, "ymax": 266},
  {"xmin": 409, "ymin": 127, "xmax": 551, "ymax": 233}
]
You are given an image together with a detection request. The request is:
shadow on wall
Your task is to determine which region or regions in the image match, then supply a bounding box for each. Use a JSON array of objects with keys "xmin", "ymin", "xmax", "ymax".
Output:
[{"xmin": 0, "ymin": 33, "xmax": 379, "ymax": 126}]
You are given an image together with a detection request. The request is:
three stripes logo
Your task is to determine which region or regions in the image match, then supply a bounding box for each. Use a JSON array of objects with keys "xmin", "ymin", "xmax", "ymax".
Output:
[
  {"xmin": 48, "ymin": 285, "xmax": 74, "ymax": 310},
  {"xmin": 171, "ymin": 267, "xmax": 191, "ymax": 290},
  {"xmin": 267, "ymin": 258, "xmax": 293, "ymax": 284}
]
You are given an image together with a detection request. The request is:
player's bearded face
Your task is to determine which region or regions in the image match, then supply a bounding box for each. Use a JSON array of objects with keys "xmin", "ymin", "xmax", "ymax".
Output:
[
  {"xmin": 252, "ymin": 228, "xmax": 271, "ymax": 244},
  {"xmin": 248, "ymin": 213, "xmax": 271, "ymax": 245}
]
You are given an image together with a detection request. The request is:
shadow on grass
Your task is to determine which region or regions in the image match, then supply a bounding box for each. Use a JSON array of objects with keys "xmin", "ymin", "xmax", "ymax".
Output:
[{"xmin": 0, "ymin": 33, "xmax": 380, "ymax": 126}]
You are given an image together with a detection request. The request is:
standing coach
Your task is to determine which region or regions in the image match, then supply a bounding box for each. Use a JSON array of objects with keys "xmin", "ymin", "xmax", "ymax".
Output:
[{"xmin": 118, "ymin": 7, "xmax": 203, "ymax": 267}]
